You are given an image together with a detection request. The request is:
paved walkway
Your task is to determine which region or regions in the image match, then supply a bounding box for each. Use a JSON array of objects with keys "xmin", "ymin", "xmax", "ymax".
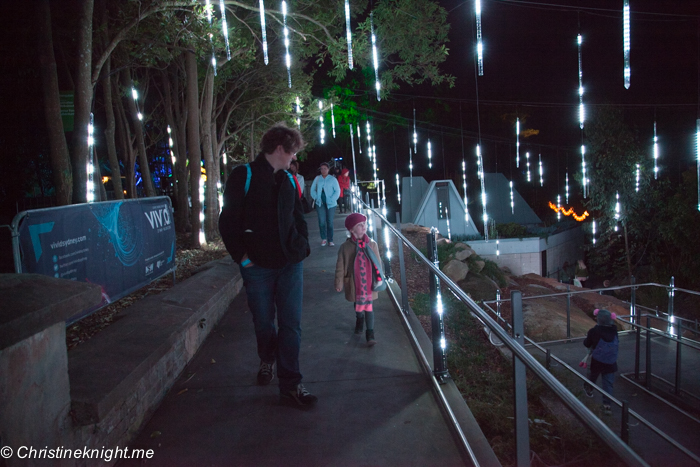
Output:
[{"xmin": 121, "ymin": 211, "xmax": 471, "ymax": 466}]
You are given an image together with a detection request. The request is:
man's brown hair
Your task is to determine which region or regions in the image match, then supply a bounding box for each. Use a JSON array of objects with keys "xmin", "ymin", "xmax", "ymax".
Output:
[{"xmin": 260, "ymin": 122, "xmax": 306, "ymax": 155}]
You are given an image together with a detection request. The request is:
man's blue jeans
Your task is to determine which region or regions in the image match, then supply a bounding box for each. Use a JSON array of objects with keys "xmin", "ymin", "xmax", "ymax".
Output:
[
  {"xmin": 317, "ymin": 204, "xmax": 336, "ymax": 242},
  {"xmin": 240, "ymin": 261, "xmax": 303, "ymax": 392}
]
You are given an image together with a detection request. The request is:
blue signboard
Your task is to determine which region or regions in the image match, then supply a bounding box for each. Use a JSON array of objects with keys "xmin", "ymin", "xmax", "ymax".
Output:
[{"xmin": 12, "ymin": 197, "xmax": 176, "ymax": 323}]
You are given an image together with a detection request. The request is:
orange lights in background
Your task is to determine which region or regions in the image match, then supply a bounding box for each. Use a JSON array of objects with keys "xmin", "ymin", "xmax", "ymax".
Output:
[{"xmin": 548, "ymin": 201, "xmax": 589, "ymax": 221}]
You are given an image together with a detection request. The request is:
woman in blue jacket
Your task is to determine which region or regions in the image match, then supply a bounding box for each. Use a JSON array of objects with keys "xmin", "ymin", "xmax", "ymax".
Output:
[{"xmin": 310, "ymin": 162, "xmax": 340, "ymax": 246}]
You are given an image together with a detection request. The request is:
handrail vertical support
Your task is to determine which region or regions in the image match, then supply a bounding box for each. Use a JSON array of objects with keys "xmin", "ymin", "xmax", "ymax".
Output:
[
  {"xmin": 511, "ymin": 290, "xmax": 531, "ymax": 467},
  {"xmin": 621, "ymin": 401, "xmax": 630, "ymax": 444},
  {"xmin": 396, "ymin": 213, "xmax": 409, "ymax": 315},
  {"xmin": 428, "ymin": 229, "xmax": 449, "ymax": 383}
]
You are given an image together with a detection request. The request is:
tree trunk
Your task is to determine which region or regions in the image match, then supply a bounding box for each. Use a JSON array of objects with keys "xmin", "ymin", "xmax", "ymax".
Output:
[
  {"xmin": 69, "ymin": 0, "xmax": 94, "ymax": 204},
  {"xmin": 98, "ymin": 1, "xmax": 123, "ymax": 200},
  {"xmin": 186, "ymin": 50, "xmax": 202, "ymax": 248},
  {"xmin": 38, "ymin": 0, "xmax": 72, "ymax": 205},
  {"xmin": 122, "ymin": 69, "xmax": 156, "ymax": 197},
  {"xmin": 173, "ymin": 64, "xmax": 190, "ymax": 233},
  {"xmin": 162, "ymin": 67, "xmax": 188, "ymax": 232},
  {"xmin": 200, "ymin": 67, "xmax": 217, "ymax": 239},
  {"xmin": 114, "ymin": 80, "xmax": 136, "ymax": 198}
]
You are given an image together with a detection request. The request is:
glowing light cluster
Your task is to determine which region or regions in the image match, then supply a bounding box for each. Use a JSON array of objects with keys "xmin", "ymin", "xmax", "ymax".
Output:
[
  {"xmin": 168, "ymin": 125, "xmax": 175, "ymax": 165},
  {"xmin": 86, "ymin": 113, "xmax": 95, "ymax": 203},
  {"xmin": 477, "ymin": 144, "xmax": 488, "ymax": 238},
  {"xmin": 370, "ymin": 12, "xmax": 381, "ymax": 101},
  {"xmin": 344, "ymin": 0, "xmax": 353, "ymax": 69},
  {"xmin": 219, "ymin": 0, "xmax": 231, "ymax": 60},
  {"xmin": 295, "ymin": 96, "xmax": 301, "ymax": 127},
  {"xmin": 413, "ymin": 107, "xmax": 418, "ymax": 154},
  {"xmin": 509, "ymin": 180, "xmax": 514, "ymax": 214},
  {"xmin": 614, "ymin": 191, "xmax": 621, "ymax": 228},
  {"xmin": 556, "ymin": 195, "xmax": 561, "ymax": 221},
  {"xmin": 577, "ymin": 34, "xmax": 584, "ymax": 129},
  {"xmin": 623, "ymin": 0, "xmax": 630, "ymax": 89},
  {"xmin": 396, "ymin": 173, "xmax": 401, "ymax": 203},
  {"xmin": 131, "ymin": 87, "xmax": 143, "ymax": 121},
  {"xmin": 205, "ymin": 0, "xmax": 217, "ymax": 74},
  {"xmin": 475, "ymin": 0, "xmax": 483, "ymax": 76},
  {"xmin": 366, "ymin": 121, "xmax": 372, "ymax": 156},
  {"xmin": 548, "ymin": 202, "xmax": 589, "ymax": 221},
  {"xmin": 635, "ymin": 163, "xmax": 640, "ymax": 192},
  {"xmin": 462, "ymin": 160, "xmax": 469, "ymax": 223},
  {"xmin": 526, "ymin": 152, "xmax": 531, "ymax": 182},
  {"xmin": 259, "ymin": 0, "xmax": 269, "ymax": 65},
  {"xmin": 318, "ymin": 101, "xmax": 325, "ymax": 144},
  {"xmin": 331, "ymin": 103, "xmax": 336, "ymax": 138},
  {"xmin": 408, "ymin": 128, "xmax": 413, "ymax": 182},
  {"xmin": 653, "ymin": 121, "xmax": 659, "ymax": 179},
  {"xmin": 427, "ymin": 140, "xmax": 432, "ymax": 169},
  {"xmin": 565, "ymin": 172, "xmax": 570, "ymax": 204},
  {"xmin": 538, "ymin": 153, "xmax": 543, "ymax": 186},
  {"xmin": 515, "ymin": 118, "xmax": 520, "ymax": 168},
  {"xmin": 199, "ymin": 176, "xmax": 206, "ymax": 244},
  {"xmin": 282, "ymin": 1, "xmax": 291, "ymax": 87},
  {"xmin": 581, "ymin": 145, "xmax": 587, "ymax": 198},
  {"xmin": 592, "ymin": 219, "xmax": 596, "ymax": 244},
  {"xmin": 697, "ymin": 119, "xmax": 700, "ymax": 211}
]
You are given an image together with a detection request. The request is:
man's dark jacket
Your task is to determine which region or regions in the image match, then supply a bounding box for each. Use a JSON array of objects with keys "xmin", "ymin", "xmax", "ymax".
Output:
[{"xmin": 218, "ymin": 154, "xmax": 310, "ymax": 269}]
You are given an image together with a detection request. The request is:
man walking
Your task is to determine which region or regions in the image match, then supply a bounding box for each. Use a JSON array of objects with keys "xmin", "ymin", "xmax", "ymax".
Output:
[{"xmin": 219, "ymin": 123, "xmax": 317, "ymax": 408}]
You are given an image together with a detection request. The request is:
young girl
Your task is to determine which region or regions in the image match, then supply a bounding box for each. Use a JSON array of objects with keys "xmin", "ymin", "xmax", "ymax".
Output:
[{"xmin": 334, "ymin": 213, "xmax": 384, "ymax": 346}]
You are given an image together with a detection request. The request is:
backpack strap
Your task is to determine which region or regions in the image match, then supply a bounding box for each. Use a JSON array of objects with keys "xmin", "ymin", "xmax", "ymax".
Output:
[
  {"xmin": 284, "ymin": 170, "xmax": 302, "ymax": 199},
  {"xmin": 244, "ymin": 164, "xmax": 251, "ymax": 195}
]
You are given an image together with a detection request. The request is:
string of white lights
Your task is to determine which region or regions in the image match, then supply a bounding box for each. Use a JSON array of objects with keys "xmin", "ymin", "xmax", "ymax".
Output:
[
  {"xmin": 462, "ymin": 160, "xmax": 469, "ymax": 223},
  {"xmin": 526, "ymin": 151, "xmax": 531, "ymax": 182},
  {"xmin": 396, "ymin": 173, "xmax": 401, "ymax": 203},
  {"xmin": 409, "ymin": 126, "xmax": 414, "ymax": 184},
  {"xmin": 199, "ymin": 175, "xmax": 206, "ymax": 244},
  {"xmin": 539, "ymin": 153, "xmax": 543, "ymax": 186},
  {"xmin": 205, "ymin": 0, "xmax": 217, "ymax": 75},
  {"xmin": 87, "ymin": 113, "xmax": 95, "ymax": 202},
  {"xmin": 259, "ymin": 0, "xmax": 269, "ymax": 65},
  {"xmin": 635, "ymin": 163, "xmax": 640, "ymax": 192},
  {"xmin": 282, "ymin": 1, "xmax": 291, "ymax": 87},
  {"xmin": 370, "ymin": 12, "xmax": 381, "ymax": 101},
  {"xmin": 614, "ymin": 191, "xmax": 621, "ymax": 231},
  {"xmin": 565, "ymin": 172, "xmax": 570, "ymax": 204},
  {"xmin": 623, "ymin": 0, "xmax": 630, "ymax": 89},
  {"xmin": 475, "ymin": 0, "xmax": 484, "ymax": 76},
  {"xmin": 696, "ymin": 119, "xmax": 700, "ymax": 211},
  {"xmin": 592, "ymin": 219, "xmax": 596, "ymax": 244},
  {"xmin": 653, "ymin": 121, "xmax": 659, "ymax": 179},
  {"xmin": 577, "ymin": 33, "xmax": 587, "ymax": 198},
  {"xmin": 427, "ymin": 139, "xmax": 432, "ymax": 169},
  {"xmin": 331, "ymin": 103, "xmax": 336, "ymax": 138},
  {"xmin": 318, "ymin": 100, "xmax": 325, "ymax": 144},
  {"xmin": 509, "ymin": 180, "xmax": 514, "ymax": 214},
  {"xmin": 131, "ymin": 87, "xmax": 143, "ymax": 121},
  {"xmin": 344, "ymin": 0, "xmax": 353, "ymax": 69},
  {"xmin": 581, "ymin": 144, "xmax": 587, "ymax": 197},
  {"xmin": 556, "ymin": 194, "xmax": 561, "ymax": 221},
  {"xmin": 356, "ymin": 122, "xmax": 362, "ymax": 154},
  {"xmin": 515, "ymin": 117, "xmax": 520, "ymax": 168},
  {"xmin": 296, "ymin": 96, "xmax": 301, "ymax": 127},
  {"xmin": 168, "ymin": 125, "xmax": 175, "ymax": 166},
  {"xmin": 366, "ymin": 121, "xmax": 372, "ymax": 157},
  {"xmin": 349, "ymin": 124, "xmax": 357, "ymax": 184},
  {"xmin": 413, "ymin": 107, "xmax": 418, "ymax": 154},
  {"xmin": 219, "ymin": 0, "xmax": 231, "ymax": 61},
  {"xmin": 477, "ymin": 144, "xmax": 488, "ymax": 240}
]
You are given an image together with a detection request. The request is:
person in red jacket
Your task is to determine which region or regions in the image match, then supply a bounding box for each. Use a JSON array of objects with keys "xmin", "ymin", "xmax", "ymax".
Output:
[{"xmin": 337, "ymin": 168, "xmax": 351, "ymax": 214}]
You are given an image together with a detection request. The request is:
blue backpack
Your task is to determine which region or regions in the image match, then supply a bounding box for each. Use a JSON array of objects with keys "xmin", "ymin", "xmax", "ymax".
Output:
[{"xmin": 592, "ymin": 335, "xmax": 618, "ymax": 364}]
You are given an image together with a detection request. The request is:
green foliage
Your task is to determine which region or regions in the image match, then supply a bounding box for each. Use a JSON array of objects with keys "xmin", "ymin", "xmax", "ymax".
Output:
[
  {"xmin": 495, "ymin": 222, "xmax": 528, "ymax": 239},
  {"xmin": 410, "ymin": 292, "xmax": 431, "ymax": 316},
  {"xmin": 482, "ymin": 260, "xmax": 507, "ymax": 288}
]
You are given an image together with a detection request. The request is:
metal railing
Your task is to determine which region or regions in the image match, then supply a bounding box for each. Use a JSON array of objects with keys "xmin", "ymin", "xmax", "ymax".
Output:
[{"xmin": 352, "ymin": 194, "xmax": 650, "ymax": 467}]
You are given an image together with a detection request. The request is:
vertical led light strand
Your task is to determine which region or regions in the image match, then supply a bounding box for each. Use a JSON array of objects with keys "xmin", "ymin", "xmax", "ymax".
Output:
[
  {"xmin": 578, "ymin": 34, "xmax": 584, "ymax": 130},
  {"xmin": 475, "ymin": 0, "xmax": 483, "ymax": 76},
  {"xmin": 556, "ymin": 194, "xmax": 561, "ymax": 221},
  {"xmin": 653, "ymin": 121, "xmax": 659, "ymax": 179},
  {"xmin": 696, "ymin": 119, "xmax": 700, "ymax": 211},
  {"xmin": 259, "ymin": 0, "xmax": 269, "ymax": 65},
  {"xmin": 477, "ymin": 144, "xmax": 488, "ymax": 240},
  {"xmin": 396, "ymin": 173, "xmax": 401, "ymax": 203},
  {"xmin": 349, "ymin": 124, "xmax": 357, "ymax": 185},
  {"xmin": 427, "ymin": 139, "xmax": 432, "ymax": 169},
  {"xmin": 538, "ymin": 153, "xmax": 543, "ymax": 186},
  {"xmin": 356, "ymin": 122, "xmax": 362, "ymax": 154},
  {"xmin": 526, "ymin": 152, "xmax": 531, "ymax": 182},
  {"xmin": 635, "ymin": 164, "xmax": 640, "ymax": 192},
  {"xmin": 344, "ymin": 0, "xmax": 353, "ymax": 69},
  {"xmin": 408, "ymin": 146, "xmax": 413, "ymax": 187},
  {"xmin": 592, "ymin": 219, "xmax": 596, "ymax": 244},
  {"xmin": 509, "ymin": 180, "xmax": 514, "ymax": 214},
  {"xmin": 370, "ymin": 12, "xmax": 381, "ymax": 101},
  {"xmin": 282, "ymin": 1, "xmax": 291, "ymax": 87},
  {"xmin": 413, "ymin": 107, "xmax": 418, "ymax": 154},
  {"xmin": 366, "ymin": 121, "xmax": 372, "ymax": 157},
  {"xmin": 623, "ymin": 0, "xmax": 631, "ymax": 89},
  {"xmin": 199, "ymin": 175, "xmax": 206, "ymax": 244},
  {"xmin": 565, "ymin": 172, "xmax": 570, "ymax": 204},
  {"xmin": 168, "ymin": 125, "xmax": 175, "ymax": 166},
  {"xmin": 219, "ymin": 0, "xmax": 231, "ymax": 61},
  {"xmin": 295, "ymin": 96, "xmax": 301, "ymax": 127},
  {"xmin": 331, "ymin": 103, "xmax": 336, "ymax": 138},
  {"xmin": 131, "ymin": 87, "xmax": 143, "ymax": 121},
  {"xmin": 515, "ymin": 118, "xmax": 520, "ymax": 168},
  {"xmin": 318, "ymin": 101, "xmax": 325, "ymax": 144},
  {"xmin": 462, "ymin": 160, "xmax": 469, "ymax": 223},
  {"xmin": 614, "ymin": 191, "xmax": 621, "ymax": 232},
  {"xmin": 205, "ymin": 0, "xmax": 217, "ymax": 75},
  {"xmin": 87, "ymin": 113, "xmax": 95, "ymax": 202},
  {"xmin": 581, "ymin": 145, "xmax": 587, "ymax": 198}
]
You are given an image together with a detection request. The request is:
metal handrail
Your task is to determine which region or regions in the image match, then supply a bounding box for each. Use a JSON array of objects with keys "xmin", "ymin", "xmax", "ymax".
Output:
[{"xmin": 360, "ymin": 204, "xmax": 648, "ymax": 467}]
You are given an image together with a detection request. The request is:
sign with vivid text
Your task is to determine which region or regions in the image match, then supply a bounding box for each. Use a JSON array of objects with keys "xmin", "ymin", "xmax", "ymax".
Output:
[{"xmin": 13, "ymin": 197, "xmax": 176, "ymax": 323}]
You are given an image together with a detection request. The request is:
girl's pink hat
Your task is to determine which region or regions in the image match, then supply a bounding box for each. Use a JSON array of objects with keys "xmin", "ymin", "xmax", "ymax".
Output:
[{"xmin": 345, "ymin": 213, "xmax": 367, "ymax": 231}]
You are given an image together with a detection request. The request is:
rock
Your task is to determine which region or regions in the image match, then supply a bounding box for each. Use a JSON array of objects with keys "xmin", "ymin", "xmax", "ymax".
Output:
[
  {"xmin": 442, "ymin": 259, "xmax": 469, "ymax": 282},
  {"xmin": 401, "ymin": 223, "xmax": 430, "ymax": 234},
  {"xmin": 473, "ymin": 260, "xmax": 485, "ymax": 273},
  {"xmin": 436, "ymin": 237, "xmax": 451, "ymax": 246},
  {"xmin": 454, "ymin": 242, "xmax": 469, "ymax": 250},
  {"xmin": 455, "ymin": 248, "xmax": 473, "ymax": 261}
]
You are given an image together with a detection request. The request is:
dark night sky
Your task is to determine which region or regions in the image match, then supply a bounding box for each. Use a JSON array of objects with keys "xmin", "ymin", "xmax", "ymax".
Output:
[{"xmin": 309, "ymin": 0, "xmax": 700, "ymax": 219}]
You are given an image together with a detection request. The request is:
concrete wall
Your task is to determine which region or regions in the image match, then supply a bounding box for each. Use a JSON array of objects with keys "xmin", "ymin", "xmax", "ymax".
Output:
[{"xmin": 468, "ymin": 226, "xmax": 583, "ymax": 276}]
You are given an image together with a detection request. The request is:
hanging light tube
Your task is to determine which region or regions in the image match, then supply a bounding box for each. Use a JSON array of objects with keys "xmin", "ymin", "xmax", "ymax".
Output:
[
  {"xmin": 623, "ymin": 0, "xmax": 630, "ymax": 89},
  {"xmin": 462, "ymin": 160, "xmax": 469, "ymax": 223},
  {"xmin": 370, "ymin": 12, "xmax": 381, "ymax": 101},
  {"xmin": 538, "ymin": 153, "xmax": 543, "ymax": 186},
  {"xmin": 653, "ymin": 121, "xmax": 659, "ymax": 179},
  {"xmin": 578, "ymin": 34, "xmax": 584, "ymax": 129},
  {"xmin": 344, "ymin": 0, "xmax": 353, "ymax": 69},
  {"xmin": 565, "ymin": 172, "xmax": 570, "ymax": 204},
  {"xmin": 396, "ymin": 173, "xmax": 401, "ymax": 203},
  {"xmin": 366, "ymin": 121, "xmax": 371, "ymax": 157},
  {"xmin": 86, "ymin": 113, "xmax": 95, "ymax": 203},
  {"xmin": 509, "ymin": 180, "xmax": 514, "ymax": 214},
  {"xmin": 581, "ymin": 145, "xmax": 587, "ymax": 198},
  {"xmin": 592, "ymin": 218, "xmax": 596, "ymax": 244},
  {"xmin": 295, "ymin": 96, "xmax": 301, "ymax": 127},
  {"xmin": 168, "ymin": 125, "xmax": 176, "ymax": 165},
  {"xmin": 331, "ymin": 103, "xmax": 336, "ymax": 138},
  {"xmin": 427, "ymin": 139, "xmax": 432, "ymax": 169},
  {"xmin": 318, "ymin": 100, "xmax": 325, "ymax": 144},
  {"xmin": 349, "ymin": 124, "xmax": 357, "ymax": 185},
  {"xmin": 635, "ymin": 163, "xmax": 640, "ymax": 192},
  {"xmin": 696, "ymin": 119, "xmax": 700, "ymax": 211},
  {"xmin": 282, "ymin": 1, "xmax": 292, "ymax": 87},
  {"xmin": 477, "ymin": 144, "xmax": 488, "ymax": 239},
  {"xmin": 413, "ymin": 107, "xmax": 418, "ymax": 154},
  {"xmin": 526, "ymin": 151, "xmax": 531, "ymax": 182},
  {"xmin": 199, "ymin": 175, "xmax": 206, "ymax": 244},
  {"xmin": 516, "ymin": 118, "xmax": 520, "ymax": 168},
  {"xmin": 259, "ymin": 0, "xmax": 269, "ymax": 65},
  {"xmin": 556, "ymin": 194, "xmax": 561, "ymax": 221},
  {"xmin": 219, "ymin": 0, "xmax": 231, "ymax": 60},
  {"xmin": 475, "ymin": 0, "xmax": 483, "ymax": 76},
  {"xmin": 205, "ymin": 0, "xmax": 217, "ymax": 75},
  {"xmin": 357, "ymin": 122, "xmax": 362, "ymax": 154}
]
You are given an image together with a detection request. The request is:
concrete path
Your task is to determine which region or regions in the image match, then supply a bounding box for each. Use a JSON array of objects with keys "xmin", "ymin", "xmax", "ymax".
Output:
[{"xmin": 120, "ymin": 210, "xmax": 470, "ymax": 466}]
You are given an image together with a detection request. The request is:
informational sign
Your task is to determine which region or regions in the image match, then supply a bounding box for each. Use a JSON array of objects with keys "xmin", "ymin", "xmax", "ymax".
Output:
[
  {"xmin": 13, "ymin": 197, "xmax": 176, "ymax": 323},
  {"xmin": 60, "ymin": 91, "xmax": 74, "ymax": 131}
]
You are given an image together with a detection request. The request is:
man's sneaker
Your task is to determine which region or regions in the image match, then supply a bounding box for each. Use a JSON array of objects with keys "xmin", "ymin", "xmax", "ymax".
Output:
[
  {"xmin": 257, "ymin": 361, "xmax": 274, "ymax": 386},
  {"xmin": 280, "ymin": 384, "xmax": 318, "ymax": 407},
  {"xmin": 603, "ymin": 404, "xmax": 612, "ymax": 415},
  {"xmin": 583, "ymin": 383, "xmax": 594, "ymax": 398},
  {"xmin": 329, "ymin": 242, "xmax": 335, "ymax": 246},
  {"xmin": 321, "ymin": 240, "xmax": 327, "ymax": 246}
]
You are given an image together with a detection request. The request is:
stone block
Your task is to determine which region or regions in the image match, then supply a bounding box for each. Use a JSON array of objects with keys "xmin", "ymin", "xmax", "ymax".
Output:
[{"xmin": 442, "ymin": 259, "xmax": 469, "ymax": 283}]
